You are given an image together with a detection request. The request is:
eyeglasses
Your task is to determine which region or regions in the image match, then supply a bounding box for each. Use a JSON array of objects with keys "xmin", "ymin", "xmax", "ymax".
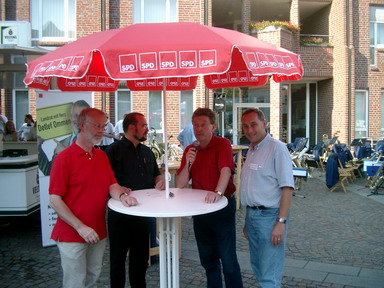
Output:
[{"xmin": 86, "ymin": 121, "xmax": 104, "ymax": 130}]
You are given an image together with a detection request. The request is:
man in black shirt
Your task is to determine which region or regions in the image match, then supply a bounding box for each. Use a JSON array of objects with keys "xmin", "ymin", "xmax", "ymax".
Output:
[{"xmin": 105, "ymin": 112, "xmax": 165, "ymax": 288}]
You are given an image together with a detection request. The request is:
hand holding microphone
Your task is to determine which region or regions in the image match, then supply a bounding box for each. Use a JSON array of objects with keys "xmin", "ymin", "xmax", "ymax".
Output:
[{"xmin": 188, "ymin": 140, "xmax": 200, "ymax": 170}]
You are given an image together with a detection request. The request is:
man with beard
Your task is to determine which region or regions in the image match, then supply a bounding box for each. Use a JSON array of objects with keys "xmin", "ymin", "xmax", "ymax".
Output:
[
  {"xmin": 105, "ymin": 112, "xmax": 165, "ymax": 288},
  {"xmin": 49, "ymin": 108, "xmax": 133, "ymax": 288}
]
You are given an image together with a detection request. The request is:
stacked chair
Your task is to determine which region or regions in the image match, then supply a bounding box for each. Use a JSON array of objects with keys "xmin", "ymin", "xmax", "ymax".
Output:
[
  {"xmin": 305, "ymin": 141, "xmax": 326, "ymax": 172},
  {"xmin": 326, "ymin": 143, "xmax": 362, "ymax": 192}
]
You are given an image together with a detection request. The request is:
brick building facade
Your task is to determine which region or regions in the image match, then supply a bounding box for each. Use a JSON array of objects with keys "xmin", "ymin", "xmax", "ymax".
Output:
[{"xmin": 1, "ymin": 0, "xmax": 384, "ymax": 147}]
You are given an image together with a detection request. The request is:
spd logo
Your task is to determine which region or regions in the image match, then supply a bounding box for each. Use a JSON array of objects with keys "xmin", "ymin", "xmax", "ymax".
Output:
[
  {"xmin": 119, "ymin": 54, "xmax": 138, "ymax": 73},
  {"xmin": 139, "ymin": 52, "xmax": 157, "ymax": 71},
  {"xmin": 199, "ymin": 50, "xmax": 216, "ymax": 68}
]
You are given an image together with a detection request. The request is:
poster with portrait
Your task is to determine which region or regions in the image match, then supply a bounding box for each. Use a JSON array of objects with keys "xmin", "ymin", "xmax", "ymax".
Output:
[{"xmin": 36, "ymin": 91, "xmax": 93, "ymax": 247}]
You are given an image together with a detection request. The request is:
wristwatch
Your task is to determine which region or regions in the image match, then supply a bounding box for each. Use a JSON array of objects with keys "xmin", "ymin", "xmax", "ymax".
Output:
[
  {"xmin": 215, "ymin": 191, "xmax": 224, "ymax": 197},
  {"xmin": 119, "ymin": 192, "xmax": 129, "ymax": 200},
  {"xmin": 277, "ymin": 217, "xmax": 286, "ymax": 224}
]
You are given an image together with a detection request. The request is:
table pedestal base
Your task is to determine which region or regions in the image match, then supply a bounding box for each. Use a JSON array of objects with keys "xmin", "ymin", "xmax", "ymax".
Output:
[{"xmin": 158, "ymin": 217, "xmax": 180, "ymax": 288}]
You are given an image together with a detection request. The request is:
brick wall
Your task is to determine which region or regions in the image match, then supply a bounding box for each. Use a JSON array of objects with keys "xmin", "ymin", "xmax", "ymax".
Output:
[
  {"xmin": 0, "ymin": 0, "xmax": 208, "ymax": 145},
  {"xmin": 354, "ymin": 0, "xmax": 384, "ymax": 139},
  {"xmin": 11, "ymin": 0, "xmax": 384, "ymax": 147},
  {"xmin": 299, "ymin": 46, "xmax": 333, "ymax": 77},
  {"xmin": 77, "ymin": 1, "xmax": 102, "ymax": 39},
  {"xmin": 317, "ymin": 79, "xmax": 333, "ymax": 140}
]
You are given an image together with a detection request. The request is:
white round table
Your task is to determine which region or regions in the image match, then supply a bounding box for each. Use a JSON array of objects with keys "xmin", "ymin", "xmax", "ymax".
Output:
[{"xmin": 108, "ymin": 188, "xmax": 228, "ymax": 288}]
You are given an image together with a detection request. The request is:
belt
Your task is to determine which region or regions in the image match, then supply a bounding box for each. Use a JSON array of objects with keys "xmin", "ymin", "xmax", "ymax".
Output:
[{"xmin": 247, "ymin": 205, "xmax": 269, "ymax": 210}]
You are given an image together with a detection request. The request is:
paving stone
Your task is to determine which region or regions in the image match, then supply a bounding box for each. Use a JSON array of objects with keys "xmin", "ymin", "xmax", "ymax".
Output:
[{"xmin": 0, "ymin": 172, "xmax": 383, "ymax": 287}]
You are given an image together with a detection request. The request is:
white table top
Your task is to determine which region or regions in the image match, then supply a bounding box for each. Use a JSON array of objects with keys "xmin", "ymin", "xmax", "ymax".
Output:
[
  {"xmin": 108, "ymin": 188, "xmax": 228, "ymax": 218},
  {"xmin": 0, "ymin": 154, "xmax": 38, "ymax": 164}
]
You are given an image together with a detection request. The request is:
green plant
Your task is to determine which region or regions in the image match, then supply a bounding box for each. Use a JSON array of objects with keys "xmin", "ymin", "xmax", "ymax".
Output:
[
  {"xmin": 300, "ymin": 36, "xmax": 327, "ymax": 46},
  {"xmin": 250, "ymin": 20, "xmax": 301, "ymax": 33}
]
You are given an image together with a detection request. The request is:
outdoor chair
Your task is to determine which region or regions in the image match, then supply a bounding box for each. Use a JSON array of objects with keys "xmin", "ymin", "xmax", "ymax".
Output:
[
  {"xmin": 337, "ymin": 150, "xmax": 362, "ymax": 182},
  {"xmin": 287, "ymin": 137, "xmax": 303, "ymax": 152},
  {"xmin": 294, "ymin": 137, "xmax": 309, "ymax": 153},
  {"xmin": 333, "ymin": 144, "xmax": 362, "ymax": 179},
  {"xmin": 326, "ymin": 153, "xmax": 351, "ymax": 193},
  {"xmin": 305, "ymin": 141, "xmax": 326, "ymax": 171},
  {"xmin": 354, "ymin": 141, "xmax": 373, "ymax": 160},
  {"xmin": 332, "ymin": 143, "xmax": 347, "ymax": 154}
]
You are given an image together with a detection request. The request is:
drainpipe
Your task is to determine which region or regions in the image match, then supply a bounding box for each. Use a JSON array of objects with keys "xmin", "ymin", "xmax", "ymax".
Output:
[
  {"xmin": 204, "ymin": 0, "xmax": 209, "ymax": 108},
  {"xmin": 101, "ymin": 0, "xmax": 106, "ymax": 111},
  {"xmin": 346, "ymin": 0, "xmax": 352, "ymax": 145}
]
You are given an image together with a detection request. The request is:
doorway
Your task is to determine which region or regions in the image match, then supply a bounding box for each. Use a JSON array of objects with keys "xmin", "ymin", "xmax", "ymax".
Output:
[{"xmin": 232, "ymin": 103, "xmax": 270, "ymax": 145}]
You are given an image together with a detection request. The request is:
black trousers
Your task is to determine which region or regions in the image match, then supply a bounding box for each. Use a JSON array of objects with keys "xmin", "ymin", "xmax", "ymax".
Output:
[{"xmin": 108, "ymin": 208, "xmax": 150, "ymax": 288}]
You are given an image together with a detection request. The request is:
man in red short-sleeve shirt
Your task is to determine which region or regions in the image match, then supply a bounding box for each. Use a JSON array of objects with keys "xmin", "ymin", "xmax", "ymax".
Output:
[
  {"xmin": 49, "ymin": 108, "xmax": 135, "ymax": 288},
  {"xmin": 177, "ymin": 108, "xmax": 243, "ymax": 288}
]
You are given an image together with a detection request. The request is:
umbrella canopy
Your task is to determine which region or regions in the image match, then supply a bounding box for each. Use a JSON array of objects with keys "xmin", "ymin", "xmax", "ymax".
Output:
[
  {"xmin": 24, "ymin": 22, "xmax": 303, "ymax": 91},
  {"xmin": 24, "ymin": 22, "xmax": 304, "ymax": 199}
]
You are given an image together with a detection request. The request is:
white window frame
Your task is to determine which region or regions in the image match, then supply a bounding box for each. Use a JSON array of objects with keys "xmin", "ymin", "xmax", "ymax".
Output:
[
  {"xmin": 115, "ymin": 89, "xmax": 132, "ymax": 123},
  {"xmin": 147, "ymin": 91, "xmax": 164, "ymax": 141},
  {"xmin": 31, "ymin": 0, "xmax": 76, "ymax": 42},
  {"xmin": 179, "ymin": 90, "xmax": 194, "ymax": 130},
  {"xmin": 355, "ymin": 90, "xmax": 369, "ymax": 138},
  {"xmin": 370, "ymin": 6, "xmax": 384, "ymax": 66},
  {"xmin": 12, "ymin": 89, "xmax": 30, "ymax": 130},
  {"xmin": 133, "ymin": 0, "xmax": 178, "ymax": 24}
]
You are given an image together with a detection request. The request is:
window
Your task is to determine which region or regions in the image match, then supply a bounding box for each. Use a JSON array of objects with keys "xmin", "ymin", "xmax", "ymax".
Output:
[
  {"xmin": 179, "ymin": 90, "xmax": 193, "ymax": 129},
  {"xmin": 381, "ymin": 90, "xmax": 384, "ymax": 136},
  {"xmin": 133, "ymin": 0, "xmax": 178, "ymax": 23},
  {"xmin": 31, "ymin": 0, "xmax": 76, "ymax": 42},
  {"xmin": 355, "ymin": 90, "xmax": 368, "ymax": 138},
  {"xmin": 148, "ymin": 91, "xmax": 163, "ymax": 141},
  {"xmin": 370, "ymin": 6, "xmax": 384, "ymax": 65},
  {"xmin": 115, "ymin": 90, "xmax": 132, "ymax": 122},
  {"xmin": 13, "ymin": 90, "xmax": 29, "ymax": 130}
]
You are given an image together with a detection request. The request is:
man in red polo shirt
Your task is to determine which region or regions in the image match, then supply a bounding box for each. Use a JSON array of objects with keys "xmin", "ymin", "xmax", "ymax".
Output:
[
  {"xmin": 49, "ymin": 108, "xmax": 135, "ymax": 288},
  {"xmin": 177, "ymin": 108, "xmax": 243, "ymax": 288}
]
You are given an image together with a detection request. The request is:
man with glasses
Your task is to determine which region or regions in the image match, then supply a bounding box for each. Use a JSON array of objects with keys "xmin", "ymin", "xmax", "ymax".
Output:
[
  {"xmin": 105, "ymin": 112, "xmax": 165, "ymax": 288},
  {"xmin": 49, "ymin": 108, "xmax": 133, "ymax": 288}
]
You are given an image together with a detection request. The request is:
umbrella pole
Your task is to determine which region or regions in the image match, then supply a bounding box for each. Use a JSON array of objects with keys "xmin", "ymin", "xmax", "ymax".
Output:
[{"xmin": 162, "ymin": 80, "xmax": 170, "ymax": 198}]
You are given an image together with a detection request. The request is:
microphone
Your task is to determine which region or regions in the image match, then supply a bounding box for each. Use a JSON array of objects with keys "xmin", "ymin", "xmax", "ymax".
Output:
[{"xmin": 189, "ymin": 140, "xmax": 200, "ymax": 169}]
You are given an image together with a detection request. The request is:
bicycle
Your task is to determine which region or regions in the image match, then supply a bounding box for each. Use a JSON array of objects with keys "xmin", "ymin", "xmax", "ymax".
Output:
[
  {"xmin": 148, "ymin": 127, "xmax": 162, "ymax": 160},
  {"xmin": 147, "ymin": 128, "xmax": 182, "ymax": 161}
]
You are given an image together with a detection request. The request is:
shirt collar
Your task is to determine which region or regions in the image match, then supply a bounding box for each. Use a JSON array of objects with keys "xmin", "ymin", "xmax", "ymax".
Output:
[
  {"xmin": 122, "ymin": 136, "xmax": 143, "ymax": 150},
  {"xmin": 249, "ymin": 134, "xmax": 271, "ymax": 151},
  {"xmin": 200, "ymin": 134, "xmax": 219, "ymax": 150},
  {"xmin": 72, "ymin": 141, "xmax": 95, "ymax": 156}
]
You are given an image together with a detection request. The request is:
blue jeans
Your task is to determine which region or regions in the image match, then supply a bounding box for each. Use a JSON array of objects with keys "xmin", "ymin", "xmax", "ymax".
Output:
[
  {"xmin": 245, "ymin": 207, "xmax": 289, "ymax": 288},
  {"xmin": 193, "ymin": 197, "xmax": 243, "ymax": 288}
]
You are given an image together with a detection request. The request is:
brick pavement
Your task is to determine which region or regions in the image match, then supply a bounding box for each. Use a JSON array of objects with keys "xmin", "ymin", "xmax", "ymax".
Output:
[{"xmin": 1, "ymin": 171, "xmax": 384, "ymax": 287}]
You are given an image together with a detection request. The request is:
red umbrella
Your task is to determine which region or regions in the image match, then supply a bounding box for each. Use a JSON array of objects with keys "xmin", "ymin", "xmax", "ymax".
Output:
[
  {"xmin": 24, "ymin": 22, "xmax": 303, "ymax": 91},
  {"xmin": 24, "ymin": 22, "xmax": 303, "ymax": 195}
]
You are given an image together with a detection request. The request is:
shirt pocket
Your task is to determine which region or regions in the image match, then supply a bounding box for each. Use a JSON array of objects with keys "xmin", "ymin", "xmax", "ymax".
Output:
[{"xmin": 249, "ymin": 162, "xmax": 274, "ymax": 179}]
